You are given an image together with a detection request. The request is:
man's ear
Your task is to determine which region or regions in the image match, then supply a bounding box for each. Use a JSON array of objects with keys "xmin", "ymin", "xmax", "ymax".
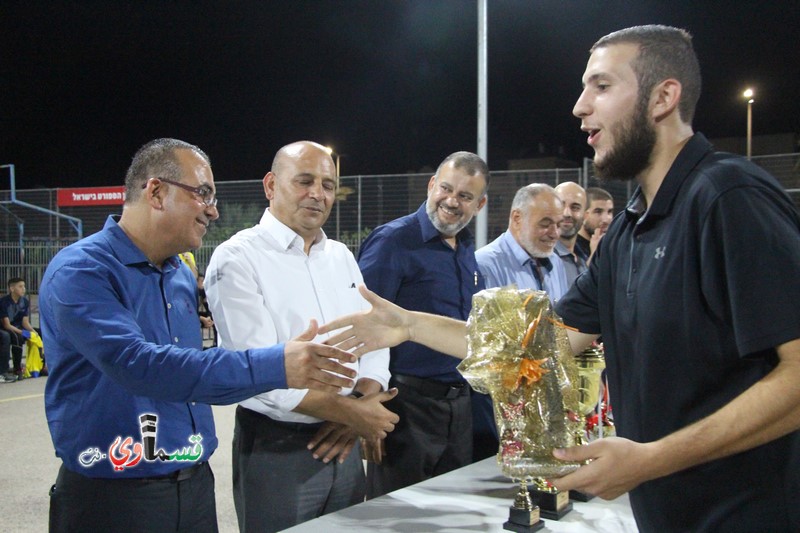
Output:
[
  {"xmin": 651, "ymin": 78, "xmax": 682, "ymax": 122},
  {"xmin": 427, "ymin": 175, "xmax": 437, "ymax": 194},
  {"xmin": 263, "ymin": 172, "xmax": 276, "ymax": 201},
  {"xmin": 144, "ymin": 178, "xmax": 164, "ymax": 210}
]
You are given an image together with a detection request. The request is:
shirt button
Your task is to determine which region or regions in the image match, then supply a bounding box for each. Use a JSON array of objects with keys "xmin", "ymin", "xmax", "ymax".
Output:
[
  {"xmin": 167, "ymin": 303, "xmax": 172, "ymax": 309},
  {"xmin": 174, "ymin": 337, "xmax": 179, "ymax": 343}
]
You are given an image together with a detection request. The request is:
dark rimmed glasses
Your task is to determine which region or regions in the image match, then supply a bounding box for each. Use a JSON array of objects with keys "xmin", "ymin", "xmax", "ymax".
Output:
[{"xmin": 145, "ymin": 177, "xmax": 218, "ymax": 208}]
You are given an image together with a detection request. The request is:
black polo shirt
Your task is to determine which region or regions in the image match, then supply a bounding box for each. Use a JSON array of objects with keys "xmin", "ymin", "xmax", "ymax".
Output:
[{"xmin": 556, "ymin": 133, "xmax": 800, "ymax": 532}]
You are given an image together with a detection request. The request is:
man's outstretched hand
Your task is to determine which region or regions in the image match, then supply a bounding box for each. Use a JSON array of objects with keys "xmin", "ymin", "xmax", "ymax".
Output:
[
  {"xmin": 284, "ymin": 319, "xmax": 357, "ymax": 393},
  {"xmin": 319, "ymin": 285, "xmax": 411, "ymax": 357}
]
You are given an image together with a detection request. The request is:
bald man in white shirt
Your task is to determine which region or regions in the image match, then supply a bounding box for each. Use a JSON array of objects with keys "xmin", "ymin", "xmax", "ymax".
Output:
[{"xmin": 205, "ymin": 141, "xmax": 398, "ymax": 533}]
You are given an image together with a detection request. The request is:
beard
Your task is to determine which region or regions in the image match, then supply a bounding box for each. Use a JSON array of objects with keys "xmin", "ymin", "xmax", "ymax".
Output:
[
  {"xmin": 427, "ymin": 202, "xmax": 470, "ymax": 237},
  {"xmin": 593, "ymin": 96, "xmax": 656, "ymax": 182},
  {"xmin": 559, "ymin": 218, "xmax": 582, "ymax": 238},
  {"xmin": 528, "ymin": 248, "xmax": 553, "ymax": 259}
]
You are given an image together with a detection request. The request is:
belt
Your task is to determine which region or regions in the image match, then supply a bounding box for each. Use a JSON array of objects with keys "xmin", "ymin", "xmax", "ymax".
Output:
[
  {"xmin": 141, "ymin": 461, "xmax": 208, "ymax": 482},
  {"xmin": 393, "ymin": 374, "xmax": 467, "ymax": 399},
  {"xmin": 236, "ymin": 405, "xmax": 325, "ymax": 433}
]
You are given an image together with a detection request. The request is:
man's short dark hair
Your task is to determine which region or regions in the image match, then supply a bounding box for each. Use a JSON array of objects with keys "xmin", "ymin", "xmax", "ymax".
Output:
[
  {"xmin": 434, "ymin": 151, "xmax": 491, "ymax": 194},
  {"xmin": 592, "ymin": 25, "xmax": 701, "ymax": 124},
  {"xmin": 586, "ymin": 187, "xmax": 613, "ymax": 205},
  {"xmin": 7, "ymin": 277, "xmax": 24, "ymax": 288},
  {"xmin": 124, "ymin": 138, "xmax": 210, "ymax": 204}
]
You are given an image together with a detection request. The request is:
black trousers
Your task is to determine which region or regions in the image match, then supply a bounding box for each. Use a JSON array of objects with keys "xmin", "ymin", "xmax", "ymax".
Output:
[
  {"xmin": 49, "ymin": 462, "xmax": 218, "ymax": 533},
  {"xmin": 233, "ymin": 406, "xmax": 365, "ymax": 533},
  {"xmin": 0, "ymin": 330, "xmax": 22, "ymax": 373},
  {"xmin": 366, "ymin": 374, "xmax": 472, "ymax": 499}
]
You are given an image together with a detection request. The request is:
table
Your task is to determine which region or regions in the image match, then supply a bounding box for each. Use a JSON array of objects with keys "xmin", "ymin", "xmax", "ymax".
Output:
[{"xmin": 284, "ymin": 457, "xmax": 638, "ymax": 532}]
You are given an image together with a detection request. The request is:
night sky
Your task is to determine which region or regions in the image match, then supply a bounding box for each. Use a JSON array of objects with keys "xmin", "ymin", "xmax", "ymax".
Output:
[{"xmin": 2, "ymin": 1, "xmax": 799, "ymax": 189}]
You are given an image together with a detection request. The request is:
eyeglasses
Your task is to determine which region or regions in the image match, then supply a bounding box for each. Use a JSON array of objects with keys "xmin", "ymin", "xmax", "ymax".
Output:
[{"xmin": 145, "ymin": 177, "xmax": 218, "ymax": 207}]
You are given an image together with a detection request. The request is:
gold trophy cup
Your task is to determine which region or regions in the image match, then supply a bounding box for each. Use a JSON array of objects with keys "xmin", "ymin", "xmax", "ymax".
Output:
[{"xmin": 570, "ymin": 345, "xmax": 606, "ymax": 501}]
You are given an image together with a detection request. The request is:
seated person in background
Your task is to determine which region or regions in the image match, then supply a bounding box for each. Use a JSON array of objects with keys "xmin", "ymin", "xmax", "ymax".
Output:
[{"xmin": 0, "ymin": 277, "xmax": 40, "ymax": 379}]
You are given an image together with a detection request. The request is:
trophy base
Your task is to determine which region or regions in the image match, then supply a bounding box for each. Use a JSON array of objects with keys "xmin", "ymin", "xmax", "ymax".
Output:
[
  {"xmin": 503, "ymin": 506, "xmax": 545, "ymax": 532},
  {"xmin": 539, "ymin": 502, "xmax": 573, "ymax": 520},
  {"xmin": 570, "ymin": 489, "xmax": 595, "ymax": 502},
  {"xmin": 528, "ymin": 488, "xmax": 572, "ymax": 520}
]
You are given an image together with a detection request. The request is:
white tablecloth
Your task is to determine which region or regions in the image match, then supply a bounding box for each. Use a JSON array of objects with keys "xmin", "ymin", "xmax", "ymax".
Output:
[{"xmin": 284, "ymin": 457, "xmax": 638, "ymax": 532}]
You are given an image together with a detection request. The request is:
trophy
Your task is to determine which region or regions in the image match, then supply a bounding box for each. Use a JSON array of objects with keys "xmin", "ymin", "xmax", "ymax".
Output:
[
  {"xmin": 575, "ymin": 345, "xmax": 605, "ymax": 445},
  {"xmin": 504, "ymin": 479, "xmax": 544, "ymax": 532},
  {"xmin": 458, "ymin": 287, "xmax": 582, "ymax": 528},
  {"xmin": 570, "ymin": 344, "xmax": 606, "ymax": 502},
  {"xmin": 528, "ymin": 477, "xmax": 572, "ymax": 520}
]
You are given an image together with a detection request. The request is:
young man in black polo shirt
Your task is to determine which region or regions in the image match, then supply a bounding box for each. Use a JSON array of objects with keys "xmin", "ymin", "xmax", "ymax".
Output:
[
  {"xmin": 321, "ymin": 24, "xmax": 800, "ymax": 533},
  {"xmin": 551, "ymin": 25, "xmax": 800, "ymax": 531}
]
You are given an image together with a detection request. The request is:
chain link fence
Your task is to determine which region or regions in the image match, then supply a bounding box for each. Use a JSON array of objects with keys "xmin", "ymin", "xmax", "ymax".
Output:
[{"xmin": 2, "ymin": 153, "xmax": 798, "ymax": 293}]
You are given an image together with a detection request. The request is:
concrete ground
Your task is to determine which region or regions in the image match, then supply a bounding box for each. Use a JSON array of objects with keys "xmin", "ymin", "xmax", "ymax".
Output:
[{"xmin": 0, "ymin": 376, "xmax": 240, "ymax": 532}]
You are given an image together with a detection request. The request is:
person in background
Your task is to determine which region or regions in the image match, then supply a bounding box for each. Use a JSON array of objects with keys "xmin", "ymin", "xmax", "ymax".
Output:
[
  {"xmin": 553, "ymin": 182, "xmax": 589, "ymax": 286},
  {"xmin": 575, "ymin": 187, "xmax": 613, "ymax": 263},
  {"xmin": 476, "ymin": 183, "xmax": 569, "ymax": 299},
  {"xmin": 0, "ymin": 277, "xmax": 39, "ymax": 380},
  {"xmin": 41, "ymin": 138, "xmax": 359, "ymax": 533},
  {"xmin": 196, "ymin": 272, "xmax": 214, "ymax": 332},
  {"xmin": 178, "ymin": 250, "xmax": 199, "ymax": 279},
  {"xmin": 357, "ymin": 151, "xmax": 489, "ymax": 497}
]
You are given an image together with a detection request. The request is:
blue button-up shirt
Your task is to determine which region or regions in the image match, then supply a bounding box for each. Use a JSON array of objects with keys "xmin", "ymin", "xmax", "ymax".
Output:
[
  {"xmin": 41, "ymin": 216, "xmax": 288, "ymax": 478},
  {"xmin": 554, "ymin": 240, "xmax": 588, "ymax": 288},
  {"xmin": 476, "ymin": 230, "xmax": 569, "ymax": 302},
  {"xmin": 358, "ymin": 203, "xmax": 484, "ymax": 381}
]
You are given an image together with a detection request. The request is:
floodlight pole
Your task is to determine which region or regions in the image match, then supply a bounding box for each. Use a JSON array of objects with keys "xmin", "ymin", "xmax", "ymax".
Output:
[{"xmin": 476, "ymin": 0, "xmax": 488, "ymax": 248}]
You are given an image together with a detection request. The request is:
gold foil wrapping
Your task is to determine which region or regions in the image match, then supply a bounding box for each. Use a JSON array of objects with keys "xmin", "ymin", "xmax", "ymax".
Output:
[{"xmin": 458, "ymin": 286, "xmax": 582, "ymax": 479}]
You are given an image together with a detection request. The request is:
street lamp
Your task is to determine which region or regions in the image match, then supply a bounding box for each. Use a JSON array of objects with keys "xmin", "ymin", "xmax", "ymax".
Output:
[
  {"xmin": 742, "ymin": 88, "xmax": 754, "ymax": 159},
  {"xmin": 324, "ymin": 146, "xmax": 341, "ymax": 177}
]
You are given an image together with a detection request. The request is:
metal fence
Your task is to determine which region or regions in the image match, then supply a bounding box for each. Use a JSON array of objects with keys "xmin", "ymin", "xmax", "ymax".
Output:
[{"xmin": 2, "ymin": 152, "xmax": 798, "ymax": 293}]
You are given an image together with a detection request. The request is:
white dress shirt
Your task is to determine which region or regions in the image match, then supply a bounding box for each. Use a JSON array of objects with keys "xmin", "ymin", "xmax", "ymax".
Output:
[{"xmin": 205, "ymin": 208, "xmax": 390, "ymax": 423}]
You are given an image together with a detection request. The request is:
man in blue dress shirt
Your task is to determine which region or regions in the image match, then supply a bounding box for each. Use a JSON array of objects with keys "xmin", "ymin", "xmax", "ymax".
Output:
[
  {"xmin": 476, "ymin": 183, "xmax": 569, "ymax": 300},
  {"xmin": 553, "ymin": 181, "xmax": 589, "ymax": 287},
  {"xmin": 357, "ymin": 151, "xmax": 489, "ymax": 498},
  {"xmin": 41, "ymin": 138, "xmax": 358, "ymax": 533}
]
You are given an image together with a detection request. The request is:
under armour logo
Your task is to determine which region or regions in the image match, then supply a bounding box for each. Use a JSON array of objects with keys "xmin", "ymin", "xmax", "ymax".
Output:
[{"xmin": 654, "ymin": 247, "xmax": 666, "ymax": 259}]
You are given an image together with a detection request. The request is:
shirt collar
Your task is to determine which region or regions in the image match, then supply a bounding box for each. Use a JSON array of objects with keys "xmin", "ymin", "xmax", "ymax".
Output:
[
  {"xmin": 626, "ymin": 132, "xmax": 713, "ymax": 222},
  {"xmin": 261, "ymin": 208, "xmax": 327, "ymax": 252},
  {"xmin": 415, "ymin": 201, "xmax": 474, "ymax": 246},
  {"xmin": 103, "ymin": 215, "xmax": 181, "ymax": 271},
  {"xmin": 554, "ymin": 240, "xmax": 570, "ymax": 259}
]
